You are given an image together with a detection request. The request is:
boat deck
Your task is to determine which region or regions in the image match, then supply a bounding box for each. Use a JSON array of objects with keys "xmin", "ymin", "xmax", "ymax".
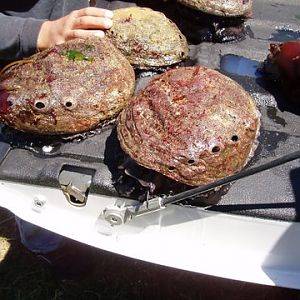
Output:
[{"xmin": 0, "ymin": 0, "xmax": 300, "ymax": 222}]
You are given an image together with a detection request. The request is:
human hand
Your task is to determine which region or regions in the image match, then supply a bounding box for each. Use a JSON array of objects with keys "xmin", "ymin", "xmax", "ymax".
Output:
[{"xmin": 37, "ymin": 7, "xmax": 113, "ymax": 50}]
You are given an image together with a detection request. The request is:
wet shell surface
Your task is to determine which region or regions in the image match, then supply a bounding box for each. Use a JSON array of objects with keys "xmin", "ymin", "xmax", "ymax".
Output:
[
  {"xmin": 0, "ymin": 37, "xmax": 135, "ymax": 135},
  {"xmin": 106, "ymin": 7, "xmax": 189, "ymax": 69},
  {"xmin": 177, "ymin": 0, "xmax": 253, "ymax": 17},
  {"xmin": 117, "ymin": 66, "xmax": 260, "ymax": 187}
]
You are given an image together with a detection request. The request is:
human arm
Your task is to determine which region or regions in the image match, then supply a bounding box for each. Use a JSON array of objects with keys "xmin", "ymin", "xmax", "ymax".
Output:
[
  {"xmin": 0, "ymin": 13, "xmax": 45, "ymax": 61},
  {"xmin": 0, "ymin": 7, "xmax": 113, "ymax": 61}
]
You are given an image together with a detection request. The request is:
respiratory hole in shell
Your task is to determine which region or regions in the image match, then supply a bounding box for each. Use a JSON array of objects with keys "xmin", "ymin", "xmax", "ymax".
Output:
[
  {"xmin": 211, "ymin": 146, "xmax": 221, "ymax": 153},
  {"xmin": 168, "ymin": 166, "xmax": 176, "ymax": 171},
  {"xmin": 231, "ymin": 135, "xmax": 239, "ymax": 142},
  {"xmin": 188, "ymin": 159, "xmax": 195, "ymax": 164},
  {"xmin": 65, "ymin": 101, "xmax": 73, "ymax": 108},
  {"xmin": 35, "ymin": 101, "xmax": 46, "ymax": 109},
  {"xmin": 7, "ymin": 100, "xmax": 13, "ymax": 106}
]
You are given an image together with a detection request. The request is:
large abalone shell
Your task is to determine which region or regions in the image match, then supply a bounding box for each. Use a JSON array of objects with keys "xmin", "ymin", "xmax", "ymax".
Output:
[
  {"xmin": 106, "ymin": 7, "xmax": 189, "ymax": 69},
  {"xmin": 117, "ymin": 66, "xmax": 260, "ymax": 186},
  {"xmin": 177, "ymin": 0, "xmax": 253, "ymax": 17},
  {"xmin": 0, "ymin": 37, "xmax": 135, "ymax": 135}
]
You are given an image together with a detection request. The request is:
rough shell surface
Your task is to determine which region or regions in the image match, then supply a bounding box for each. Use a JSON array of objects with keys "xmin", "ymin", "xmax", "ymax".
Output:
[
  {"xmin": 0, "ymin": 37, "xmax": 135, "ymax": 135},
  {"xmin": 117, "ymin": 66, "xmax": 260, "ymax": 186},
  {"xmin": 177, "ymin": 0, "xmax": 253, "ymax": 17},
  {"xmin": 106, "ymin": 7, "xmax": 189, "ymax": 69}
]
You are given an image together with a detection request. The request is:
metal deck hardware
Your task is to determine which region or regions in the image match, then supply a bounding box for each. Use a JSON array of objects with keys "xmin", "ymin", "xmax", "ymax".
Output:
[
  {"xmin": 103, "ymin": 149, "xmax": 300, "ymax": 225},
  {"xmin": 59, "ymin": 170, "xmax": 92, "ymax": 207}
]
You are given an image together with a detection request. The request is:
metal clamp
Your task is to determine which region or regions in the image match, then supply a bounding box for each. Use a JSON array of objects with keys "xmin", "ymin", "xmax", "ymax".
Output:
[
  {"xmin": 59, "ymin": 170, "xmax": 92, "ymax": 207},
  {"xmin": 103, "ymin": 196, "xmax": 165, "ymax": 226}
]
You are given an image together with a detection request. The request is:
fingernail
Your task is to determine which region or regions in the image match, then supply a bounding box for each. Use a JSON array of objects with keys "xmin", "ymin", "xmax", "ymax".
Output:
[
  {"xmin": 104, "ymin": 18, "xmax": 113, "ymax": 28},
  {"xmin": 94, "ymin": 31, "xmax": 104, "ymax": 38},
  {"xmin": 105, "ymin": 10, "xmax": 113, "ymax": 18}
]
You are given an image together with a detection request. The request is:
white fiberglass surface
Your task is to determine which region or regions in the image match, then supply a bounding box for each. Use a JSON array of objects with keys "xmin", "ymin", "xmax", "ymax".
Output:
[{"xmin": 0, "ymin": 180, "xmax": 300, "ymax": 290}]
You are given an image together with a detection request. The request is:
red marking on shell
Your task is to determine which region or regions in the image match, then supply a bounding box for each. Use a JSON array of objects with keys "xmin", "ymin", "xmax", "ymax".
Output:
[
  {"xmin": 121, "ymin": 14, "xmax": 133, "ymax": 23},
  {"xmin": 0, "ymin": 90, "xmax": 11, "ymax": 114},
  {"xmin": 47, "ymin": 73, "xmax": 56, "ymax": 82},
  {"xmin": 49, "ymin": 109, "xmax": 58, "ymax": 125},
  {"xmin": 38, "ymin": 93, "xmax": 47, "ymax": 99}
]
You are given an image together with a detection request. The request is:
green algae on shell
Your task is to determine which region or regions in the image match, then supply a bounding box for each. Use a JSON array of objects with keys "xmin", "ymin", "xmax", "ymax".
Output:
[{"xmin": 0, "ymin": 37, "xmax": 135, "ymax": 135}]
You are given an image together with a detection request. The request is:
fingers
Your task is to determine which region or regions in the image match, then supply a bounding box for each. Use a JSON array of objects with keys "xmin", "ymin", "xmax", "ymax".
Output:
[
  {"xmin": 38, "ymin": 7, "xmax": 114, "ymax": 49},
  {"xmin": 74, "ymin": 7, "xmax": 114, "ymax": 19},
  {"xmin": 73, "ymin": 16, "xmax": 112, "ymax": 30},
  {"xmin": 67, "ymin": 7, "xmax": 113, "ymax": 38},
  {"xmin": 65, "ymin": 29, "xmax": 105, "ymax": 41}
]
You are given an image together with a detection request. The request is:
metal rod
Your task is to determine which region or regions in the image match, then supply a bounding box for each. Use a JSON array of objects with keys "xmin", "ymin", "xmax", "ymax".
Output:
[{"xmin": 162, "ymin": 150, "xmax": 300, "ymax": 206}]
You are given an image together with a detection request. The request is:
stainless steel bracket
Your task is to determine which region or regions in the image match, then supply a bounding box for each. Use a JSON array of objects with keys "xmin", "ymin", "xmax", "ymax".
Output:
[
  {"xmin": 102, "ymin": 196, "xmax": 165, "ymax": 226},
  {"xmin": 59, "ymin": 170, "xmax": 92, "ymax": 207}
]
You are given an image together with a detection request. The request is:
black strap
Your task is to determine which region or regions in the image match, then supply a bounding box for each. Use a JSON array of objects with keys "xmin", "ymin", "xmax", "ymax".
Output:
[{"xmin": 162, "ymin": 150, "xmax": 300, "ymax": 206}]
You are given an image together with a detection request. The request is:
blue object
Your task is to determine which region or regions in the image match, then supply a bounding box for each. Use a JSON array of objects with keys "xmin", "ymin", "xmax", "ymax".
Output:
[{"xmin": 220, "ymin": 54, "xmax": 263, "ymax": 78}]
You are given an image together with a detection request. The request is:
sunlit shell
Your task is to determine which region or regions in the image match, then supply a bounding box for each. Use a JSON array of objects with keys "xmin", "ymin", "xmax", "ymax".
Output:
[
  {"xmin": 177, "ymin": 0, "xmax": 253, "ymax": 17},
  {"xmin": 106, "ymin": 7, "xmax": 189, "ymax": 69},
  {"xmin": 117, "ymin": 66, "xmax": 260, "ymax": 186},
  {"xmin": 0, "ymin": 37, "xmax": 135, "ymax": 135}
]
